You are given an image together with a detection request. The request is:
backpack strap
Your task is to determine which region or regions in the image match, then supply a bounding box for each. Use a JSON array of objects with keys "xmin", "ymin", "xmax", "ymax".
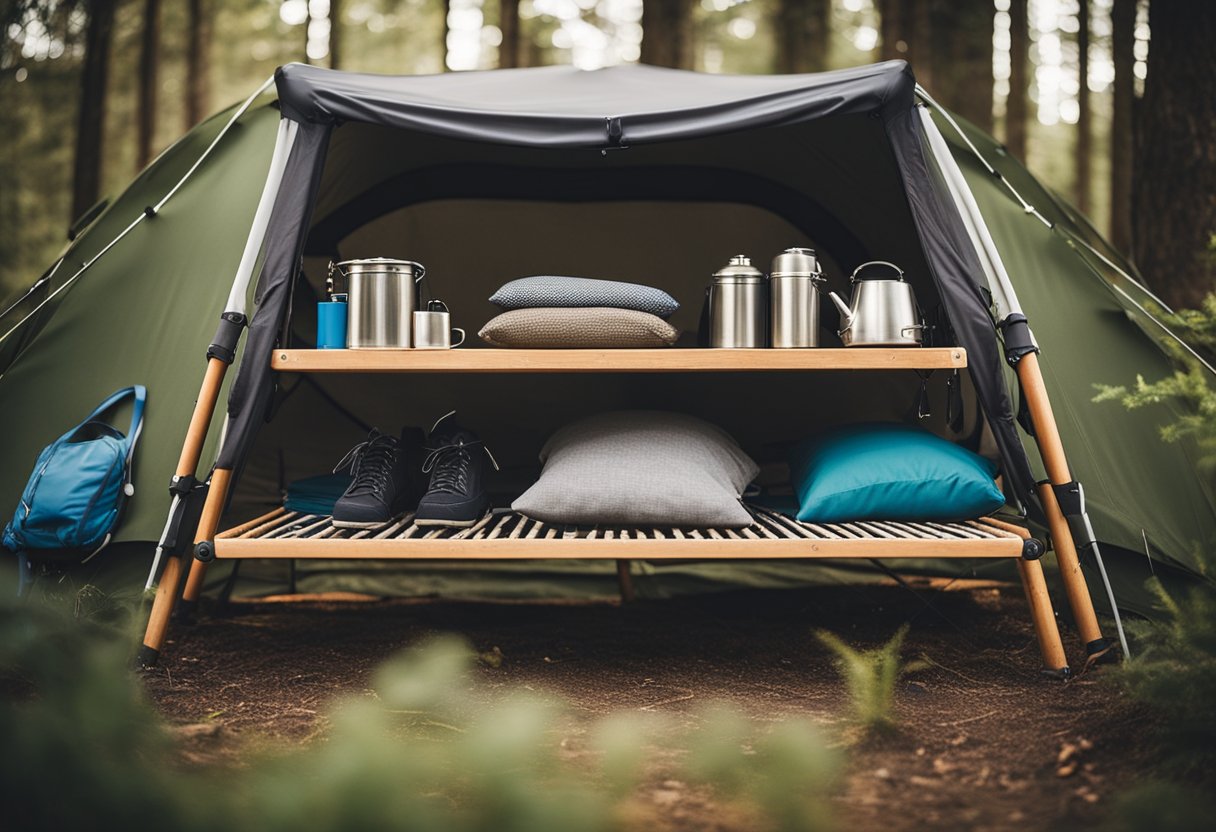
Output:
[{"xmin": 80, "ymin": 386, "xmax": 147, "ymax": 492}]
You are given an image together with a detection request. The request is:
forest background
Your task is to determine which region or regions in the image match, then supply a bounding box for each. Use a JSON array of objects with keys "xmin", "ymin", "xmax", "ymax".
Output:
[{"xmin": 0, "ymin": 0, "xmax": 1211, "ymax": 311}]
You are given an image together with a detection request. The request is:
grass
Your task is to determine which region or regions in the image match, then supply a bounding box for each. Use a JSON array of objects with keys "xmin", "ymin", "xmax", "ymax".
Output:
[{"xmin": 815, "ymin": 624, "xmax": 926, "ymax": 735}]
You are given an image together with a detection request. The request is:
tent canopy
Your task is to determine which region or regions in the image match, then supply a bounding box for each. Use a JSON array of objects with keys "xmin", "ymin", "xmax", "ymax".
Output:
[{"xmin": 0, "ymin": 61, "xmax": 1211, "ymax": 613}]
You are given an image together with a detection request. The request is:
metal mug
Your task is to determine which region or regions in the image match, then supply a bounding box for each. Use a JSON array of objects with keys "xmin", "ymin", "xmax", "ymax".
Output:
[{"xmin": 412, "ymin": 301, "xmax": 465, "ymax": 349}]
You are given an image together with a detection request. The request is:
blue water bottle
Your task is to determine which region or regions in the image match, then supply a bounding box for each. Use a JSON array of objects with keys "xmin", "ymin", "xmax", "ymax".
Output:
[{"xmin": 317, "ymin": 293, "xmax": 348, "ymax": 349}]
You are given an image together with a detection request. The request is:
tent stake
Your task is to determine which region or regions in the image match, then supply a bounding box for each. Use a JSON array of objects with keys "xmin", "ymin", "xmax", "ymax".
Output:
[{"xmin": 1017, "ymin": 352, "xmax": 1113, "ymax": 658}]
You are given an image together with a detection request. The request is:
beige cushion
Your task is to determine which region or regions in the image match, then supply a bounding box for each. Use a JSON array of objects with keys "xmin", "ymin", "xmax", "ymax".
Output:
[{"xmin": 478, "ymin": 307, "xmax": 679, "ymax": 349}]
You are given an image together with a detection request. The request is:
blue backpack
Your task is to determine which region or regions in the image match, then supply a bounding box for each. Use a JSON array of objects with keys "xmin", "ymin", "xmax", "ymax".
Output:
[{"xmin": 3, "ymin": 386, "xmax": 146, "ymax": 560}]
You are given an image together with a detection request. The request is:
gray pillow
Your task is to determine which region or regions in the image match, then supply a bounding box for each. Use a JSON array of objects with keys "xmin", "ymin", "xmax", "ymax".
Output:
[
  {"xmin": 479, "ymin": 307, "xmax": 679, "ymax": 348},
  {"xmin": 512, "ymin": 411, "xmax": 759, "ymax": 528},
  {"xmin": 490, "ymin": 276, "xmax": 680, "ymax": 318}
]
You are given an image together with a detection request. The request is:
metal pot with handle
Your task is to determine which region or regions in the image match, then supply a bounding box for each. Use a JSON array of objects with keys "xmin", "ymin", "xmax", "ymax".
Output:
[
  {"xmin": 330, "ymin": 258, "xmax": 426, "ymax": 349},
  {"xmin": 827, "ymin": 261, "xmax": 924, "ymax": 347}
]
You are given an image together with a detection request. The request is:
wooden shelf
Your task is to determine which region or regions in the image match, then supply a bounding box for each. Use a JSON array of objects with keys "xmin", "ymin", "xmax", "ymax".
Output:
[
  {"xmin": 272, "ymin": 347, "xmax": 967, "ymax": 373},
  {"xmin": 213, "ymin": 506, "xmax": 1028, "ymax": 561}
]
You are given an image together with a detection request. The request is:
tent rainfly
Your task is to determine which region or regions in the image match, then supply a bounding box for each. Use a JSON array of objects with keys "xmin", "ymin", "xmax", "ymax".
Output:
[{"xmin": 0, "ymin": 62, "xmax": 1211, "ymax": 669}]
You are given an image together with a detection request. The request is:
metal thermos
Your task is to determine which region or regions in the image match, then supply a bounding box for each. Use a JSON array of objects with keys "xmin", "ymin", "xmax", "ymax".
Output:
[
  {"xmin": 769, "ymin": 247, "xmax": 823, "ymax": 348},
  {"xmin": 331, "ymin": 258, "xmax": 426, "ymax": 349},
  {"xmin": 707, "ymin": 255, "xmax": 767, "ymax": 348}
]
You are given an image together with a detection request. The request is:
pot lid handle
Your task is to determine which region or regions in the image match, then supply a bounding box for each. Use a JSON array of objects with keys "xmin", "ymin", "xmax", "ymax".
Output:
[{"xmin": 850, "ymin": 260, "xmax": 904, "ymax": 282}]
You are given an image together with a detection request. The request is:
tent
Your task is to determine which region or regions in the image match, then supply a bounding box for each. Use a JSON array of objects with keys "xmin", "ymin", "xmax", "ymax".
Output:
[{"xmin": 1, "ymin": 62, "xmax": 1211, "ymax": 651}]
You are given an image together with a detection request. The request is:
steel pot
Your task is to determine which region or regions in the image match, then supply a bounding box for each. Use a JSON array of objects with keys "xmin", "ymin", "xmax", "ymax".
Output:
[
  {"xmin": 707, "ymin": 255, "xmax": 767, "ymax": 348},
  {"xmin": 330, "ymin": 258, "xmax": 426, "ymax": 349},
  {"xmin": 827, "ymin": 260, "xmax": 924, "ymax": 347},
  {"xmin": 770, "ymin": 247, "xmax": 824, "ymax": 348}
]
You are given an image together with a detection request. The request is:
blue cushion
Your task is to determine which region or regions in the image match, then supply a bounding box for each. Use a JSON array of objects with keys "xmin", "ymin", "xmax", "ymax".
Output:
[
  {"xmin": 489, "ymin": 275, "xmax": 680, "ymax": 318},
  {"xmin": 790, "ymin": 423, "xmax": 1006, "ymax": 523}
]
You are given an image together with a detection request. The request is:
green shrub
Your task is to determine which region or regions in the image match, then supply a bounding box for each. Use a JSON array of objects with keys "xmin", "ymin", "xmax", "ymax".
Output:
[
  {"xmin": 1093, "ymin": 292, "xmax": 1216, "ymax": 476},
  {"xmin": 0, "ymin": 587, "xmax": 843, "ymax": 832},
  {"xmin": 1116, "ymin": 579, "xmax": 1216, "ymax": 774},
  {"xmin": 1103, "ymin": 781, "xmax": 1216, "ymax": 832},
  {"xmin": 815, "ymin": 624, "xmax": 925, "ymax": 734}
]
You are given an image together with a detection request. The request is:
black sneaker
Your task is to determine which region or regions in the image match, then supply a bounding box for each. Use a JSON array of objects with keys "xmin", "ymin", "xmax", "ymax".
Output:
[
  {"xmin": 415, "ymin": 417, "xmax": 498, "ymax": 528},
  {"xmin": 331, "ymin": 428, "xmax": 425, "ymax": 529}
]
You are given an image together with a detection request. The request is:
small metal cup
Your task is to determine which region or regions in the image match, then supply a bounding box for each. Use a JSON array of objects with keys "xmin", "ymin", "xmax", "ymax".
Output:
[{"xmin": 412, "ymin": 301, "xmax": 465, "ymax": 349}]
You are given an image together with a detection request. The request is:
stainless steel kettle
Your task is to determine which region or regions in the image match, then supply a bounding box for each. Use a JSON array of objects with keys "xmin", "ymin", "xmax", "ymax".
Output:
[{"xmin": 827, "ymin": 261, "xmax": 924, "ymax": 347}]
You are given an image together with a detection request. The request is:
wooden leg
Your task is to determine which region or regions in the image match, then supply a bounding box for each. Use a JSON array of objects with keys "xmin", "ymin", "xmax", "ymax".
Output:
[
  {"xmin": 1036, "ymin": 482, "xmax": 1103, "ymax": 646},
  {"xmin": 137, "ymin": 554, "xmax": 187, "ymax": 667},
  {"xmin": 1016, "ymin": 558, "xmax": 1070, "ymax": 677},
  {"xmin": 175, "ymin": 358, "xmax": 228, "ymax": 474},
  {"xmin": 616, "ymin": 559, "xmax": 635, "ymax": 603},
  {"xmin": 137, "ymin": 358, "xmax": 230, "ymax": 668},
  {"xmin": 180, "ymin": 468, "xmax": 234, "ymax": 607},
  {"xmin": 1016, "ymin": 352, "xmax": 1106, "ymax": 653}
]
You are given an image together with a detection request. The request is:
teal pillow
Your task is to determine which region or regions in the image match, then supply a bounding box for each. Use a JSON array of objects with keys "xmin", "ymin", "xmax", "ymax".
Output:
[{"xmin": 790, "ymin": 423, "xmax": 1006, "ymax": 523}]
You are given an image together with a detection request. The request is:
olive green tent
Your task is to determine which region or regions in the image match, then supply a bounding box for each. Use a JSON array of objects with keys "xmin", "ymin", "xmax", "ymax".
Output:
[{"xmin": 0, "ymin": 63, "xmax": 1211, "ymax": 618}]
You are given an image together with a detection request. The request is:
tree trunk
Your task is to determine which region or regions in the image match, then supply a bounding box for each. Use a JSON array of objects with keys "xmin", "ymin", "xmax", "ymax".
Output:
[
  {"xmin": 1134, "ymin": 0, "xmax": 1216, "ymax": 309},
  {"xmin": 500, "ymin": 0, "xmax": 521, "ymax": 68},
  {"xmin": 1109, "ymin": 0, "xmax": 1134, "ymax": 255},
  {"xmin": 774, "ymin": 0, "xmax": 829, "ymax": 73},
  {"xmin": 1075, "ymin": 0, "xmax": 1091, "ymax": 214},
  {"xmin": 72, "ymin": 0, "xmax": 117, "ymax": 222},
  {"xmin": 878, "ymin": 0, "xmax": 900, "ymax": 62},
  {"xmin": 929, "ymin": 0, "xmax": 993, "ymax": 133},
  {"xmin": 877, "ymin": 0, "xmax": 914, "ymax": 64},
  {"xmin": 1005, "ymin": 0, "xmax": 1028, "ymax": 161},
  {"xmin": 640, "ymin": 0, "xmax": 694, "ymax": 69},
  {"xmin": 185, "ymin": 0, "xmax": 212, "ymax": 131},
  {"xmin": 136, "ymin": 0, "xmax": 161, "ymax": 171},
  {"xmin": 910, "ymin": 0, "xmax": 932, "ymax": 89},
  {"xmin": 441, "ymin": 0, "xmax": 450, "ymax": 71},
  {"xmin": 330, "ymin": 0, "xmax": 342, "ymax": 69}
]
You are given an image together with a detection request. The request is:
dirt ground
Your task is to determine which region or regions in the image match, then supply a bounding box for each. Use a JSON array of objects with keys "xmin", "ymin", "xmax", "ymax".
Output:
[{"xmin": 142, "ymin": 582, "xmax": 1148, "ymax": 832}]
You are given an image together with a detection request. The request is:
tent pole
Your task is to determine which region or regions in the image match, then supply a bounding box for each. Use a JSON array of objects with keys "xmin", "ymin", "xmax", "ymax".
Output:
[
  {"xmin": 917, "ymin": 105, "xmax": 1121, "ymax": 659},
  {"xmin": 137, "ymin": 117, "xmax": 299, "ymax": 668},
  {"xmin": 172, "ymin": 119, "xmax": 301, "ymax": 615},
  {"xmin": 1017, "ymin": 352, "xmax": 1110, "ymax": 656}
]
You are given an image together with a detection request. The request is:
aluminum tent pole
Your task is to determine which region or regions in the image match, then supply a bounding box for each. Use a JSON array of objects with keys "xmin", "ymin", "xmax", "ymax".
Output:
[
  {"xmin": 138, "ymin": 118, "xmax": 299, "ymax": 668},
  {"xmin": 917, "ymin": 106, "xmax": 1127, "ymax": 662}
]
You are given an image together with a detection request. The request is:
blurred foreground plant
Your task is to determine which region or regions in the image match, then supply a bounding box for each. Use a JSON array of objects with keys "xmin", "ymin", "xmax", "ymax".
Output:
[
  {"xmin": 1115, "ymin": 579, "xmax": 1216, "ymax": 774},
  {"xmin": 816, "ymin": 625, "xmax": 926, "ymax": 734},
  {"xmin": 1103, "ymin": 781, "xmax": 1216, "ymax": 832},
  {"xmin": 0, "ymin": 586, "xmax": 843, "ymax": 832}
]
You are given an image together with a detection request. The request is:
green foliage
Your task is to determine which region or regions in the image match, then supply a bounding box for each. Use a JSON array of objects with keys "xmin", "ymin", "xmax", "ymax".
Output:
[
  {"xmin": 0, "ymin": 586, "xmax": 843, "ymax": 832},
  {"xmin": 815, "ymin": 624, "xmax": 925, "ymax": 734},
  {"xmin": 1116, "ymin": 579, "xmax": 1216, "ymax": 774},
  {"xmin": 1103, "ymin": 781, "xmax": 1216, "ymax": 832},
  {"xmin": 1093, "ymin": 293, "xmax": 1216, "ymax": 474},
  {"xmin": 682, "ymin": 706, "xmax": 841, "ymax": 832}
]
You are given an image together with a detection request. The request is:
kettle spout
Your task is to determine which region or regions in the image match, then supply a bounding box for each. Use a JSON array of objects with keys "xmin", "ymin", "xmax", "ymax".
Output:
[{"xmin": 828, "ymin": 291, "xmax": 854, "ymax": 330}]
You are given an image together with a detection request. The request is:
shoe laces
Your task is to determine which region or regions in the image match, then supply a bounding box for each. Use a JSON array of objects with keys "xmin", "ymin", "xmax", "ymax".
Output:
[
  {"xmin": 422, "ymin": 437, "xmax": 499, "ymax": 495},
  {"xmin": 333, "ymin": 430, "xmax": 398, "ymax": 495}
]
